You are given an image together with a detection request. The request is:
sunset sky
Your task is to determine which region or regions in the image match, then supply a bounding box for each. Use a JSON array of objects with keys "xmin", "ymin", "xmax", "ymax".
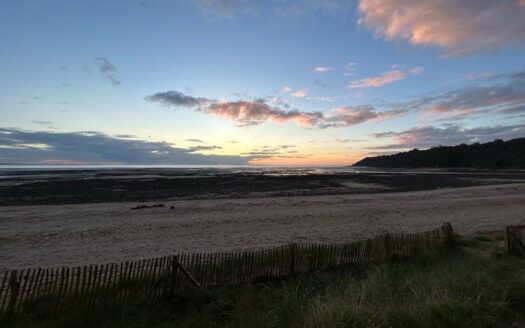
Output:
[{"xmin": 1, "ymin": 0, "xmax": 525, "ymax": 165}]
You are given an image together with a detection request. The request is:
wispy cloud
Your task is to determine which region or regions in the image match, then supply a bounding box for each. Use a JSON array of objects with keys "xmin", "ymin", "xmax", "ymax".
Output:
[
  {"xmin": 321, "ymin": 106, "xmax": 407, "ymax": 128},
  {"xmin": 240, "ymin": 144, "xmax": 300, "ymax": 159},
  {"xmin": 314, "ymin": 78, "xmax": 332, "ymax": 90},
  {"xmin": 281, "ymin": 86, "xmax": 293, "ymax": 93},
  {"xmin": 358, "ymin": 0, "xmax": 525, "ymax": 55},
  {"xmin": 313, "ymin": 66, "xmax": 333, "ymax": 73},
  {"xmin": 344, "ymin": 62, "xmax": 357, "ymax": 76},
  {"xmin": 409, "ymin": 66, "xmax": 424, "ymax": 75},
  {"xmin": 86, "ymin": 57, "xmax": 121, "ymax": 86},
  {"xmin": 404, "ymin": 69, "xmax": 525, "ymax": 121},
  {"xmin": 372, "ymin": 124, "xmax": 525, "ymax": 150},
  {"xmin": 348, "ymin": 70, "xmax": 407, "ymax": 88}
]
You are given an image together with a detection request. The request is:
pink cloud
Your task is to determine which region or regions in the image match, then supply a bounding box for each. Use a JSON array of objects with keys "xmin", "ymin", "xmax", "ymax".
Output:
[
  {"xmin": 205, "ymin": 100, "xmax": 321, "ymax": 127},
  {"xmin": 291, "ymin": 89, "xmax": 308, "ymax": 97},
  {"xmin": 147, "ymin": 90, "xmax": 408, "ymax": 128},
  {"xmin": 358, "ymin": 0, "xmax": 525, "ymax": 55},
  {"xmin": 348, "ymin": 70, "xmax": 406, "ymax": 88}
]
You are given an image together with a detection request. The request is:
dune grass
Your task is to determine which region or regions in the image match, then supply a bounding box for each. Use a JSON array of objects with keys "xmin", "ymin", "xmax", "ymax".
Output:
[{"xmin": 4, "ymin": 236, "xmax": 525, "ymax": 328}]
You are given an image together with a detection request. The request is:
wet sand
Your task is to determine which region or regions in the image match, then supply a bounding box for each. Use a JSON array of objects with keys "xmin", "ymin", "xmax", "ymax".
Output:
[{"xmin": 1, "ymin": 183, "xmax": 525, "ymax": 271}]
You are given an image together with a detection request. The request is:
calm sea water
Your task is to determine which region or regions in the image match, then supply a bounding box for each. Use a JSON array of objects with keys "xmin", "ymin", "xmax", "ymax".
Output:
[{"xmin": 0, "ymin": 164, "xmax": 375, "ymax": 176}]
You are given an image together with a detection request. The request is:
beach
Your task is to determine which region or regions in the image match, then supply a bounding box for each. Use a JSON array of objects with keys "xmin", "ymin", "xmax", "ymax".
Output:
[{"xmin": 1, "ymin": 173, "xmax": 525, "ymax": 271}]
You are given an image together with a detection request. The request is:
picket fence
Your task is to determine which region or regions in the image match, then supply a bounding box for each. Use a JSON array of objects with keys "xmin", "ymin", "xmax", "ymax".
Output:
[
  {"xmin": 505, "ymin": 224, "xmax": 525, "ymax": 255},
  {"xmin": 0, "ymin": 223, "xmax": 454, "ymax": 318}
]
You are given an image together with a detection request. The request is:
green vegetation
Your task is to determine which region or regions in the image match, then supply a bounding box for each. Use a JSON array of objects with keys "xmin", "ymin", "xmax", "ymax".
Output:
[
  {"xmin": 354, "ymin": 138, "xmax": 525, "ymax": 168},
  {"xmin": 4, "ymin": 236, "xmax": 525, "ymax": 328}
]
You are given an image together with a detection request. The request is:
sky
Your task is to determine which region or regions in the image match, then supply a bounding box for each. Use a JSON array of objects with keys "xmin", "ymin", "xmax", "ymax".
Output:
[{"xmin": 1, "ymin": 0, "xmax": 525, "ymax": 166}]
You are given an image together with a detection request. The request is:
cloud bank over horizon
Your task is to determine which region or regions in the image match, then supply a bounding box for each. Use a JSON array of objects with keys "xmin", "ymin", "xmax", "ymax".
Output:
[{"xmin": 0, "ymin": 128, "xmax": 249, "ymax": 165}]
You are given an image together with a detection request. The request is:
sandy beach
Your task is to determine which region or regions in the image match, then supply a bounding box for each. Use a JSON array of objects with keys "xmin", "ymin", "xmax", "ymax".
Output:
[{"xmin": 1, "ymin": 182, "xmax": 525, "ymax": 271}]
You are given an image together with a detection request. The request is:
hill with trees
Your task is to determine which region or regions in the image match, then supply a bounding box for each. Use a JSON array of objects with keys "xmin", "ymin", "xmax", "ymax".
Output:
[{"xmin": 353, "ymin": 138, "xmax": 525, "ymax": 168}]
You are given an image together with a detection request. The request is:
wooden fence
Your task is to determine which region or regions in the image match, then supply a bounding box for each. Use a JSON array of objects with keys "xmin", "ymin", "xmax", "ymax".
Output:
[
  {"xmin": 0, "ymin": 223, "xmax": 454, "ymax": 318},
  {"xmin": 505, "ymin": 225, "xmax": 525, "ymax": 255}
]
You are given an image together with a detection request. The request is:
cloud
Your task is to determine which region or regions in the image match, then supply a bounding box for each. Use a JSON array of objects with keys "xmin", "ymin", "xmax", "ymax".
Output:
[
  {"xmin": 321, "ymin": 106, "xmax": 407, "ymax": 128},
  {"xmin": 372, "ymin": 124, "xmax": 525, "ymax": 150},
  {"xmin": 281, "ymin": 86, "xmax": 293, "ymax": 93},
  {"xmin": 90, "ymin": 57, "xmax": 121, "ymax": 86},
  {"xmin": 307, "ymin": 96, "xmax": 334, "ymax": 102},
  {"xmin": 358, "ymin": 0, "xmax": 525, "ymax": 55},
  {"xmin": 146, "ymin": 90, "xmax": 408, "ymax": 128},
  {"xmin": 187, "ymin": 145, "xmax": 223, "ymax": 152},
  {"xmin": 205, "ymin": 100, "xmax": 321, "ymax": 127},
  {"xmin": 313, "ymin": 66, "xmax": 333, "ymax": 73},
  {"xmin": 185, "ymin": 138, "xmax": 204, "ymax": 143},
  {"xmin": 335, "ymin": 138, "xmax": 366, "ymax": 143},
  {"xmin": 409, "ymin": 66, "xmax": 424, "ymax": 75},
  {"xmin": 145, "ymin": 91, "xmax": 208, "ymax": 108},
  {"xmin": 290, "ymin": 89, "xmax": 308, "ymax": 97},
  {"xmin": 348, "ymin": 70, "xmax": 406, "ymax": 88},
  {"xmin": 269, "ymin": 96, "xmax": 289, "ymax": 107},
  {"xmin": 344, "ymin": 62, "xmax": 357, "ymax": 76},
  {"xmin": 240, "ymin": 144, "xmax": 299, "ymax": 159},
  {"xmin": 314, "ymin": 78, "xmax": 332, "ymax": 90},
  {"xmin": 32, "ymin": 121, "xmax": 52, "ymax": 125},
  {"xmin": 405, "ymin": 69, "xmax": 525, "ymax": 121},
  {"xmin": 0, "ymin": 128, "xmax": 248, "ymax": 165}
]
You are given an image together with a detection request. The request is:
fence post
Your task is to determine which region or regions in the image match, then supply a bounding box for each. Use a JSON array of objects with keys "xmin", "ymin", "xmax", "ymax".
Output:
[
  {"xmin": 176, "ymin": 260, "xmax": 202, "ymax": 289},
  {"xmin": 441, "ymin": 222, "xmax": 454, "ymax": 246},
  {"xmin": 6, "ymin": 270, "xmax": 19, "ymax": 316},
  {"xmin": 289, "ymin": 243, "xmax": 297, "ymax": 275},
  {"xmin": 169, "ymin": 256, "xmax": 179, "ymax": 293},
  {"xmin": 384, "ymin": 234, "xmax": 391, "ymax": 261},
  {"xmin": 505, "ymin": 226, "xmax": 512, "ymax": 254},
  {"xmin": 506, "ymin": 225, "xmax": 525, "ymax": 256}
]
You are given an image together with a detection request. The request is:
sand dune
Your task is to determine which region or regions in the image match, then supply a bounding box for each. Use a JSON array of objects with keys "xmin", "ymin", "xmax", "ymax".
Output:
[{"xmin": 1, "ymin": 183, "xmax": 525, "ymax": 271}]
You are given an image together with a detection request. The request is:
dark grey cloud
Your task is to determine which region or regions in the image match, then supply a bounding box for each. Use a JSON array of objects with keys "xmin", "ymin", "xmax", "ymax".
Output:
[
  {"xmin": 0, "ymin": 128, "xmax": 248, "ymax": 165},
  {"xmin": 146, "ymin": 90, "xmax": 407, "ymax": 128},
  {"xmin": 371, "ymin": 124, "xmax": 525, "ymax": 150},
  {"xmin": 186, "ymin": 138, "xmax": 204, "ymax": 143},
  {"xmin": 85, "ymin": 57, "xmax": 121, "ymax": 86},
  {"xmin": 145, "ymin": 91, "xmax": 208, "ymax": 108}
]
